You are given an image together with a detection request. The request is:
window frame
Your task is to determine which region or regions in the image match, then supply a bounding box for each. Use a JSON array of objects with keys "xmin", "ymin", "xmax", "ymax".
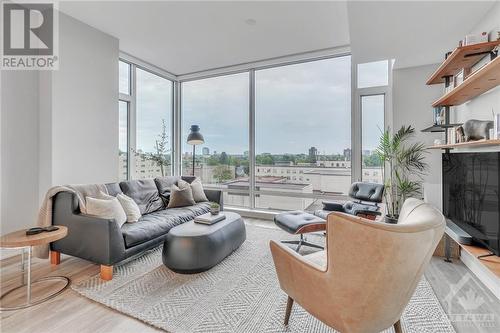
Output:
[
  {"xmin": 119, "ymin": 48, "xmax": 393, "ymax": 214},
  {"xmin": 118, "ymin": 55, "xmax": 176, "ymax": 180},
  {"xmin": 179, "ymin": 51, "xmax": 354, "ymax": 209},
  {"xmin": 352, "ymin": 59, "xmax": 393, "ymax": 183}
]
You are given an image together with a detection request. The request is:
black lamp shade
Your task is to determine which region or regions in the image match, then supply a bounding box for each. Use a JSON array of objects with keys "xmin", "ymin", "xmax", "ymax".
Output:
[{"xmin": 187, "ymin": 125, "xmax": 204, "ymax": 145}]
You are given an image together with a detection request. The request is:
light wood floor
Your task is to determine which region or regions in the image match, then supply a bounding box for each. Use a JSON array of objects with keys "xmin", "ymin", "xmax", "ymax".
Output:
[{"xmin": 1, "ymin": 219, "xmax": 499, "ymax": 333}]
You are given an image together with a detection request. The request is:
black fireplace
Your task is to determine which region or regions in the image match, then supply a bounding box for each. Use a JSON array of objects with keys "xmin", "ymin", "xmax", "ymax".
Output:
[{"xmin": 442, "ymin": 152, "xmax": 500, "ymax": 256}]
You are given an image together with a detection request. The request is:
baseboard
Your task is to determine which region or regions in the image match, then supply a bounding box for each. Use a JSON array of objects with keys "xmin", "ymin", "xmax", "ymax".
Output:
[
  {"xmin": 224, "ymin": 207, "xmax": 276, "ymax": 220},
  {"xmin": 460, "ymin": 249, "xmax": 500, "ymax": 301}
]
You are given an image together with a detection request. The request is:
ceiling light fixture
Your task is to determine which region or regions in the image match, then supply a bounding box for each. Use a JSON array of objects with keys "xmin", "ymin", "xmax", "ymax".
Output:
[{"xmin": 245, "ymin": 18, "xmax": 257, "ymax": 26}]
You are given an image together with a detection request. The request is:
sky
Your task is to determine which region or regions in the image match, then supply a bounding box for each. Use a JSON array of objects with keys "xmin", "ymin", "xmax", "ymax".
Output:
[{"xmin": 120, "ymin": 56, "xmax": 387, "ymax": 155}]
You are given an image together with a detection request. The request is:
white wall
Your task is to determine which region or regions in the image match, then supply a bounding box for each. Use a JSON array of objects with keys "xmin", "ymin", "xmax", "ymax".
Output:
[
  {"xmin": 0, "ymin": 71, "xmax": 40, "ymax": 236},
  {"xmin": 392, "ymin": 64, "xmax": 443, "ymax": 208},
  {"xmin": 1, "ymin": 13, "xmax": 118, "ymax": 247},
  {"xmin": 42, "ymin": 13, "xmax": 119, "ymax": 189},
  {"xmin": 452, "ymin": 2, "xmax": 500, "ymax": 126}
]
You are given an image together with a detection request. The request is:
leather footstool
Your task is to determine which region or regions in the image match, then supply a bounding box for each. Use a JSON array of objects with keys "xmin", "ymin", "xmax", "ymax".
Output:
[
  {"xmin": 274, "ymin": 211, "xmax": 325, "ymax": 252},
  {"xmin": 162, "ymin": 212, "xmax": 246, "ymax": 273}
]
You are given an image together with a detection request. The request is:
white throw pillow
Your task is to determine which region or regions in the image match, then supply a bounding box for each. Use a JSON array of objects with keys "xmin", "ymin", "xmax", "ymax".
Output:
[
  {"xmin": 98, "ymin": 191, "xmax": 114, "ymax": 200},
  {"xmin": 189, "ymin": 178, "xmax": 208, "ymax": 202},
  {"xmin": 117, "ymin": 193, "xmax": 142, "ymax": 223},
  {"xmin": 86, "ymin": 196, "xmax": 127, "ymax": 228}
]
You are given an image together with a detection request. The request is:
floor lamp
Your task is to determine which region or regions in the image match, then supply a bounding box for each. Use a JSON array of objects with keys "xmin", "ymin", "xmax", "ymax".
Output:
[{"xmin": 187, "ymin": 125, "xmax": 204, "ymax": 176}]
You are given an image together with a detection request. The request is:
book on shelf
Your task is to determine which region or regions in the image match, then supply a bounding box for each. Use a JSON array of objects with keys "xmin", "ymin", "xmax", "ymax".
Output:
[
  {"xmin": 495, "ymin": 113, "xmax": 500, "ymax": 140},
  {"xmin": 194, "ymin": 213, "xmax": 226, "ymax": 225},
  {"xmin": 447, "ymin": 128, "xmax": 456, "ymax": 144}
]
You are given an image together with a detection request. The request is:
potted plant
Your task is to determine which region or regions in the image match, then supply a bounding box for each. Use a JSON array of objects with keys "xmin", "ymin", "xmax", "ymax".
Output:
[
  {"xmin": 376, "ymin": 126, "xmax": 428, "ymax": 223},
  {"xmin": 210, "ymin": 202, "xmax": 220, "ymax": 215}
]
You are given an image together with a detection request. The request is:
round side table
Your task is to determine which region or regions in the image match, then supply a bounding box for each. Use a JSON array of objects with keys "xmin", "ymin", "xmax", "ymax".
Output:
[{"xmin": 0, "ymin": 226, "xmax": 70, "ymax": 311}]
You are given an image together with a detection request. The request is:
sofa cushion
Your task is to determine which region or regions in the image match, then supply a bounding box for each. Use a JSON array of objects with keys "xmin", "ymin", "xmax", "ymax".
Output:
[
  {"xmin": 119, "ymin": 179, "xmax": 164, "ymax": 215},
  {"xmin": 155, "ymin": 176, "xmax": 180, "ymax": 204},
  {"xmin": 117, "ymin": 193, "xmax": 142, "ymax": 222},
  {"xmin": 86, "ymin": 196, "xmax": 127, "ymax": 228},
  {"xmin": 190, "ymin": 178, "xmax": 209, "ymax": 202},
  {"xmin": 105, "ymin": 182, "xmax": 123, "ymax": 196},
  {"xmin": 155, "ymin": 176, "xmax": 197, "ymax": 205},
  {"xmin": 167, "ymin": 181, "xmax": 196, "ymax": 208},
  {"xmin": 121, "ymin": 202, "xmax": 211, "ymax": 248}
]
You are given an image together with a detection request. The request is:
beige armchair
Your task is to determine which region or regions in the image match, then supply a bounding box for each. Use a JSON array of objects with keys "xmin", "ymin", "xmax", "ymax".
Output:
[{"xmin": 270, "ymin": 198, "xmax": 445, "ymax": 333}]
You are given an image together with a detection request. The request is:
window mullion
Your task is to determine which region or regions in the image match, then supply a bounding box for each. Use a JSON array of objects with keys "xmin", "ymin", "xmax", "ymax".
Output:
[
  {"xmin": 249, "ymin": 70, "xmax": 256, "ymax": 209},
  {"xmin": 128, "ymin": 64, "xmax": 137, "ymax": 180}
]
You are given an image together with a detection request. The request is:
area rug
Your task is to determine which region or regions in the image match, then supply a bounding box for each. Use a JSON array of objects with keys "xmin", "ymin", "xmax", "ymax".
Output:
[{"xmin": 72, "ymin": 224, "xmax": 455, "ymax": 333}]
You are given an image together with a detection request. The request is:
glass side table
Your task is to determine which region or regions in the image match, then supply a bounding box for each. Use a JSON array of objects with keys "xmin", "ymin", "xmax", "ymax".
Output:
[{"xmin": 0, "ymin": 226, "xmax": 70, "ymax": 311}]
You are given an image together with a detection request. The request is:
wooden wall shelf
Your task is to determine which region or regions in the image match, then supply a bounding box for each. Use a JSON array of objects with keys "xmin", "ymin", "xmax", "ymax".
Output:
[
  {"xmin": 432, "ymin": 56, "xmax": 500, "ymax": 107},
  {"xmin": 427, "ymin": 40, "xmax": 500, "ymax": 85},
  {"xmin": 428, "ymin": 139, "xmax": 500, "ymax": 150}
]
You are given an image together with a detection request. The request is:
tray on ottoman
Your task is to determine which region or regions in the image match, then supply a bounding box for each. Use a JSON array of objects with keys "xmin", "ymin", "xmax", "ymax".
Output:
[{"xmin": 162, "ymin": 212, "xmax": 246, "ymax": 273}]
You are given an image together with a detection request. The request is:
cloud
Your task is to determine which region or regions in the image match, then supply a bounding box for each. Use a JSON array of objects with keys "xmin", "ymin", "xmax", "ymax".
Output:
[{"xmin": 126, "ymin": 55, "xmax": 383, "ymax": 156}]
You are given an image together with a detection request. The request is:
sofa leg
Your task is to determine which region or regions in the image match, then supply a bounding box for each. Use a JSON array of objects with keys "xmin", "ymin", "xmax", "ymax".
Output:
[
  {"xmin": 394, "ymin": 319, "xmax": 402, "ymax": 333},
  {"xmin": 50, "ymin": 250, "xmax": 61, "ymax": 265},
  {"xmin": 284, "ymin": 296, "xmax": 294, "ymax": 325},
  {"xmin": 100, "ymin": 265, "xmax": 113, "ymax": 281}
]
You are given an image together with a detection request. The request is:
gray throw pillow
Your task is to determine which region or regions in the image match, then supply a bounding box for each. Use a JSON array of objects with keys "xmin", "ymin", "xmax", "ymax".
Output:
[
  {"xmin": 167, "ymin": 183, "xmax": 196, "ymax": 208},
  {"xmin": 189, "ymin": 178, "xmax": 208, "ymax": 202}
]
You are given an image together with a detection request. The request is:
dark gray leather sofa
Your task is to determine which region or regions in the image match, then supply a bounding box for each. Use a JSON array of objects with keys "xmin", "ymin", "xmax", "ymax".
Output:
[{"xmin": 50, "ymin": 176, "xmax": 222, "ymax": 279}]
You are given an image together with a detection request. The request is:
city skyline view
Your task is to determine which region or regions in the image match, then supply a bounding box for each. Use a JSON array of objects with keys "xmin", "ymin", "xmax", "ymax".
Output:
[{"xmin": 122, "ymin": 55, "xmax": 386, "ymax": 157}]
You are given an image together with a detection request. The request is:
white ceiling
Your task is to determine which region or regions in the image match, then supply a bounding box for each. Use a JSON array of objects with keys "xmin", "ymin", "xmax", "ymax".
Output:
[
  {"xmin": 59, "ymin": 1, "xmax": 496, "ymax": 74},
  {"xmin": 347, "ymin": 1, "xmax": 496, "ymax": 68},
  {"xmin": 59, "ymin": 1, "xmax": 350, "ymax": 75}
]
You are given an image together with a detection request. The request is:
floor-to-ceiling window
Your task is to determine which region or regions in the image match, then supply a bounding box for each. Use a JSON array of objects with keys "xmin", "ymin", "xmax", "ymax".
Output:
[
  {"xmin": 121, "ymin": 52, "xmax": 391, "ymax": 212},
  {"xmin": 361, "ymin": 95, "xmax": 384, "ymax": 183},
  {"xmin": 356, "ymin": 60, "xmax": 389, "ymax": 185},
  {"xmin": 134, "ymin": 68, "xmax": 173, "ymax": 179},
  {"xmin": 118, "ymin": 60, "xmax": 131, "ymax": 180},
  {"xmin": 181, "ymin": 73, "xmax": 250, "ymax": 207},
  {"xmin": 254, "ymin": 56, "xmax": 351, "ymax": 211},
  {"xmin": 118, "ymin": 59, "xmax": 174, "ymax": 181}
]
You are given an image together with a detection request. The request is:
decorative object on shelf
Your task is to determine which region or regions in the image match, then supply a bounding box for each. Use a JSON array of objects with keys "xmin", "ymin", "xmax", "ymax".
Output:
[
  {"xmin": 376, "ymin": 126, "xmax": 428, "ymax": 223},
  {"xmin": 210, "ymin": 202, "xmax": 220, "ymax": 215},
  {"xmin": 433, "ymin": 107, "xmax": 445, "ymax": 125},
  {"xmin": 447, "ymin": 127, "xmax": 457, "ymax": 144},
  {"xmin": 434, "ymin": 139, "xmax": 443, "ymax": 146},
  {"xmin": 186, "ymin": 125, "xmax": 204, "ymax": 176},
  {"xmin": 494, "ymin": 111, "xmax": 500, "ymax": 139},
  {"xmin": 464, "ymin": 32, "xmax": 489, "ymax": 46},
  {"xmin": 455, "ymin": 126, "xmax": 465, "ymax": 143},
  {"xmin": 463, "ymin": 119, "xmax": 494, "ymax": 141}
]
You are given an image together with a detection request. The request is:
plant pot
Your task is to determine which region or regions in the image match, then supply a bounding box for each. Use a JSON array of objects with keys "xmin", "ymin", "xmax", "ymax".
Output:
[
  {"xmin": 210, "ymin": 208, "xmax": 220, "ymax": 215},
  {"xmin": 385, "ymin": 215, "xmax": 399, "ymax": 224}
]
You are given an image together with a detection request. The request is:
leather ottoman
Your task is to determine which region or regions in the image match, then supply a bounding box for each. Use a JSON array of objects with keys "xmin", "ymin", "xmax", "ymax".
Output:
[
  {"xmin": 162, "ymin": 212, "xmax": 246, "ymax": 273},
  {"xmin": 274, "ymin": 211, "xmax": 325, "ymax": 252}
]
